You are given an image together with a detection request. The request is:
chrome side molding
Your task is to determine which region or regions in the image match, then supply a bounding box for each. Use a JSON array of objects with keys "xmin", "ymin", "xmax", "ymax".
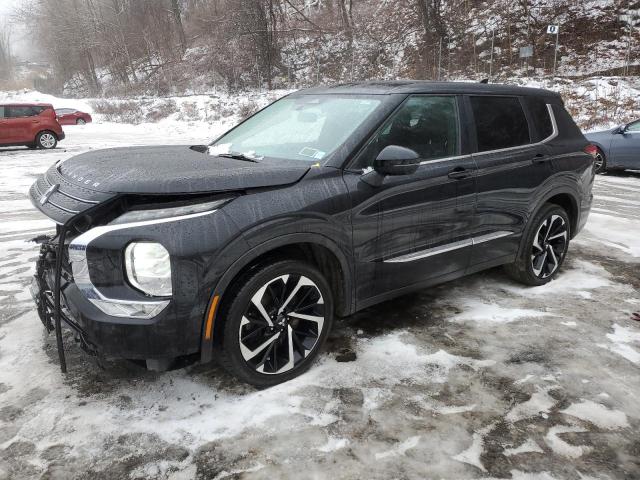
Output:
[{"xmin": 385, "ymin": 230, "xmax": 513, "ymax": 263}]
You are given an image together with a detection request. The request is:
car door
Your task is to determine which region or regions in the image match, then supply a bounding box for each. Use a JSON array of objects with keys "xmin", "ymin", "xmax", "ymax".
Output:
[
  {"xmin": 343, "ymin": 94, "xmax": 477, "ymax": 306},
  {"xmin": 610, "ymin": 120, "xmax": 640, "ymax": 169},
  {"xmin": 467, "ymin": 95, "xmax": 554, "ymax": 268},
  {"xmin": 6, "ymin": 106, "xmax": 38, "ymax": 143},
  {"xmin": 0, "ymin": 106, "xmax": 9, "ymax": 144}
]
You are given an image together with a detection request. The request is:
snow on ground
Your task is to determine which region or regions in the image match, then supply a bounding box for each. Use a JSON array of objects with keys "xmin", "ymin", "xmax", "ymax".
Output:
[{"xmin": 0, "ymin": 102, "xmax": 639, "ymax": 479}]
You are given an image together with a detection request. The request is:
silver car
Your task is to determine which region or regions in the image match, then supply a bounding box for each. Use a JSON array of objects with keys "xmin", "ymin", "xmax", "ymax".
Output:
[{"xmin": 586, "ymin": 120, "xmax": 640, "ymax": 173}]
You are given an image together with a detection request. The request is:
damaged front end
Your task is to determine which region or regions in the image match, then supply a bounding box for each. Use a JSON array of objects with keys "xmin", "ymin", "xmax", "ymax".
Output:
[
  {"xmin": 29, "ymin": 160, "xmax": 119, "ymax": 371},
  {"xmin": 31, "ymin": 230, "xmax": 99, "ymax": 372},
  {"xmin": 28, "ymin": 153, "xmax": 246, "ymax": 373}
]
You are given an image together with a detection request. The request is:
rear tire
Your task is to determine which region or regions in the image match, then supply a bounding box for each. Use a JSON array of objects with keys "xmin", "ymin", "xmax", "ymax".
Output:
[
  {"xmin": 216, "ymin": 259, "xmax": 334, "ymax": 388},
  {"xmin": 594, "ymin": 148, "xmax": 607, "ymax": 174},
  {"xmin": 505, "ymin": 204, "xmax": 571, "ymax": 286},
  {"xmin": 36, "ymin": 131, "xmax": 57, "ymax": 149}
]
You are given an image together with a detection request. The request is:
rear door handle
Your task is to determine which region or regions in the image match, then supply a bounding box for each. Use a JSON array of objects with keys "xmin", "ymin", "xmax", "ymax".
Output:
[
  {"xmin": 532, "ymin": 153, "xmax": 550, "ymax": 163},
  {"xmin": 448, "ymin": 167, "xmax": 471, "ymax": 180}
]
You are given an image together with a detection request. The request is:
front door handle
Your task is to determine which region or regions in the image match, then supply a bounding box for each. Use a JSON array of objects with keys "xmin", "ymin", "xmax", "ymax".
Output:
[{"xmin": 448, "ymin": 167, "xmax": 471, "ymax": 180}]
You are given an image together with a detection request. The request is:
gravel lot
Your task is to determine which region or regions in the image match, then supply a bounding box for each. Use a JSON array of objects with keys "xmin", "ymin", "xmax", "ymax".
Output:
[{"xmin": 0, "ymin": 124, "xmax": 639, "ymax": 480}]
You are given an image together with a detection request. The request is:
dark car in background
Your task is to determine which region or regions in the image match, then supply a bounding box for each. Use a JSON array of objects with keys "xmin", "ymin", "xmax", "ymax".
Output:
[
  {"xmin": 55, "ymin": 108, "xmax": 93, "ymax": 126},
  {"xmin": 586, "ymin": 119, "xmax": 640, "ymax": 173},
  {"xmin": 29, "ymin": 81, "xmax": 594, "ymax": 386},
  {"xmin": 0, "ymin": 103, "xmax": 65, "ymax": 149}
]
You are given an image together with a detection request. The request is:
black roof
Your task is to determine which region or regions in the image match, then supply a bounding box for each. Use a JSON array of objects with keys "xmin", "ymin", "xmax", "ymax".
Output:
[{"xmin": 294, "ymin": 80, "xmax": 560, "ymax": 98}]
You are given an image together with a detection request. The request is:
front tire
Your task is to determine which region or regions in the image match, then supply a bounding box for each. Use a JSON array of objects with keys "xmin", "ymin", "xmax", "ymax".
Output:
[
  {"xmin": 505, "ymin": 204, "xmax": 570, "ymax": 286},
  {"xmin": 594, "ymin": 148, "xmax": 607, "ymax": 174},
  {"xmin": 36, "ymin": 131, "xmax": 57, "ymax": 149},
  {"xmin": 76, "ymin": 118, "xmax": 86, "ymax": 125},
  {"xmin": 217, "ymin": 259, "xmax": 334, "ymax": 387}
]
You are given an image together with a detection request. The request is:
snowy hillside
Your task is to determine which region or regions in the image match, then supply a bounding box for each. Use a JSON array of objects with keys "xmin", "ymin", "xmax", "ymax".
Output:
[{"xmin": 2, "ymin": 74, "xmax": 638, "ymax": 135}]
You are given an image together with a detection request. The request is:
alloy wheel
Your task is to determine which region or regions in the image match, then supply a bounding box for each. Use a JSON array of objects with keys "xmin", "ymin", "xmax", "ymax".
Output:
[
  {"xmin": 77, "ymin": 119, "xmax": 86, "ymax": 125},
  {"xmin": 530, "ymin": 214, "xmax": 568, "ymax": 279},
  {"xmin": 40, "ymin": 133, "xmax": 56, "ymax": 149},
  {"xmin": 238, "ymin": 274, "xmax": 325, "ymax": 375},
  {"xmin": 594, "ymin": 152, "xmax": 605, "ymax": 173}
]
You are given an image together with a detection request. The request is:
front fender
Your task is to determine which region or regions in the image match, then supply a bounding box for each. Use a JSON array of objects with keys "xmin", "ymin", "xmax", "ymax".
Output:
[{"xmin": 199, "ymin": 232, "xmax": 355, "ymax": 363}]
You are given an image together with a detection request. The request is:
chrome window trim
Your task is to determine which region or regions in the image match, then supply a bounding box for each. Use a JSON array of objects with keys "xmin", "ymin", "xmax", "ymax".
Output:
[
  {"xmin": 472, "ymin": 103, "xmax": 558, "ymax": 157},
  {"xmin": 68, "ymin": 209, "xmax": 218, "ymax": 318},
  {"xmin": 385, "ymin": 230, "xmax": 512, "ymax": 263},
  {"xmin": 418, "ymin": 104, "xmax": 558, "ymax": 165}
]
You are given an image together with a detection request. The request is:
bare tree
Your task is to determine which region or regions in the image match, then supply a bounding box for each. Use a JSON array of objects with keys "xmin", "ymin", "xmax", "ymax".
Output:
[{"xmin": 0, "ymin": 21, "xmax": 13, "ymax": 81}]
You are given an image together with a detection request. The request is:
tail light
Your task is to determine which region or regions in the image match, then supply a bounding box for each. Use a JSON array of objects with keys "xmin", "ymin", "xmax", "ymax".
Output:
[{"xmin": 583, "ymin": 144, "xmax": 598, "ymax": 159}]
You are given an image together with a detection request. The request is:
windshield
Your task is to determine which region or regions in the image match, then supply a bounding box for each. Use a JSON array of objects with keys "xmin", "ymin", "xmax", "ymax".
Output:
[{"xmin": 210, "ymin": 95, "xmax": 383, "ymax": 162}]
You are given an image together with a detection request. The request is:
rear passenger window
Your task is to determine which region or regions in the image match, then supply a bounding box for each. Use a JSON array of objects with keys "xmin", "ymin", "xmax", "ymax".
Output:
[
  {"xmin": 7, "ymin": 106, "xmax": 37, "ymax": 118},
  {"xmin": 470, "ymin": 96, "xmax": 530, "ymax": 152},
  {"xmin": 525, "ymin": 97, "xmax": 553, "ymax": 140},
  {"xmin": 0, "ymin": 106, "xmax": 4, "ymax": 118}
]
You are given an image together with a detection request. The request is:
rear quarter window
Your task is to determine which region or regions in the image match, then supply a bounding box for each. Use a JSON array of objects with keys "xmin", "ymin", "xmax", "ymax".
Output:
[
  {"xmin": 470, "ymin": 96, "xmax": 530, "ymax": 152},
  {"xmin": 524, "ymin": 96, "xmax": 554, "ymax": 141},
  {"xmin": 551, "ymin": 104, "xmax": 584, "ymax": 138}
]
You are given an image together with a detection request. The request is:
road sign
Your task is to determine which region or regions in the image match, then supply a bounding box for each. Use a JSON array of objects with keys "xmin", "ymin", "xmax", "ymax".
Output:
[
  {"xmin": 547, "ymin": 25, "xmax": 559, "ymax": 34},
  {"xmin": 519, "ymin": 45, "xmax": 533, "ymax": 58}
]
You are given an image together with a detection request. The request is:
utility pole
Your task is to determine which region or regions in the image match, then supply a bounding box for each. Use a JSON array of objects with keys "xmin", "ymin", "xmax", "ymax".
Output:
[
  {"xmin": 553, "ymin": 27, "xmax": 559, "ymax": 75},
  {"xmin": 438, "ymin": 37, "xmax": 442, "ymax": 80},
  {"xmin": 489, "ymin": 29, "xmax": 495, "ymax": 79}
]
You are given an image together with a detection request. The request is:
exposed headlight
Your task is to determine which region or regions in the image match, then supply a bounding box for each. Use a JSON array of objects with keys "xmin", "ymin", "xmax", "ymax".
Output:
[
  {"xmin": 112, "ymin": 197, "xmax": 233, "ymax": 225},
  {"xmin": 125, "ymin": 242, "xmax": 172, "ymax": 297}
]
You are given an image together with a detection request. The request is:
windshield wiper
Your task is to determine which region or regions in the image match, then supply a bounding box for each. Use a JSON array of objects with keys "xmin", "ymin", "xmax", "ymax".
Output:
[{"xmin": 216, "ymin": 152, "xmax": 260, "ymax": 163}]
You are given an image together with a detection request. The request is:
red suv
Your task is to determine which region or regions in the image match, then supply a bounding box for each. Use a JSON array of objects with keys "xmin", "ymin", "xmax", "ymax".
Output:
[{"xmin": 0, "ymin": 103, "xmax": 65, "ymax": 149}]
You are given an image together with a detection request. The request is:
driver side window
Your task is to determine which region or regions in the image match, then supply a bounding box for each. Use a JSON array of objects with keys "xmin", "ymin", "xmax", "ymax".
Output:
[
  {"xmin": 354, "ymin": 95, "xmax": 459, "ymax": 169},
  {"xmin": 627, "ymin": 120, "xmax": 640, "ymax": 132}
]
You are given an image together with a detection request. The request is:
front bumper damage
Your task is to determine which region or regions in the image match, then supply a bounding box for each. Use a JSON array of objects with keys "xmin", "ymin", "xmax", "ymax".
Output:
[{"xmin": 31, "ymin": 231, "xmax": 98, "ymax": 371}]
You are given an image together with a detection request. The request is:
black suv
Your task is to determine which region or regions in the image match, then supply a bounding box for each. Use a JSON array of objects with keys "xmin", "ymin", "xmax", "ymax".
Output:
[{"xmin": 29, "ymin": 81, "xmax": 594, "ymax": 386}]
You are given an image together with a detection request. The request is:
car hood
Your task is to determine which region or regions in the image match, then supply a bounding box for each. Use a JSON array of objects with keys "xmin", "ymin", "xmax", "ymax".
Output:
[
  {"xmin": 29, "ymin": 145, "xmax": 311, "ymax": 224},
  {"xmin": 59, "ymin": 145, "xmax": 311, "ymax": 194}
]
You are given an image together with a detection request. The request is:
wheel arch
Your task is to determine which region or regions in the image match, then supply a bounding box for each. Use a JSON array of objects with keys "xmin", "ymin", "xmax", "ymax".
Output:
[
  {"xmin": 199, "ymin": 233, "xmax": 354, "ymax": 362},
  {"xmin": 35, "ymin": 129, "xmax": 59, "ymax": 143},
  {"xmin": 514, "ymin": 188, "xmax": 580, "ymax": 259},
  {"xmin": 543, "ymin": 191, "xmax": 579, "ymax": 238}
]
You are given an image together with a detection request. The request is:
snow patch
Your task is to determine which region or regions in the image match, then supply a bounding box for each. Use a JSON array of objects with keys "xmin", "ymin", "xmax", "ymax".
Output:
[
  {"xmin": 584, "ymin": 213, "xmax": 640, "ymax": 257},
  {"xmin": 561, "ymin": 400, "xmax": 629, "ymax": 429},
  {"xmin": 316, "ymin": 437, "xmax": 349, "ymax": 453},
  {"xmin": 452, "ymin": 300, "xmax": 550, "ymax": 324},
  {"xmin": 504, "ymin": 260, "xmax": 611, "ymax": 296},
  {"xmin": 503, "ymin": 438, "xmax": 544, "ymax": 456},
  {"xmin": 506, "ymin": 387, "xmax": 557, "ymax": 423},
  {"xmin": 452, "ymin": 423, "xmax": 495, "ymax": 472},
  {"xmin": 597, "ymin": 324, "xmax": 640, "ymax": 365},
  {"xmin": 544, "ymin": 426, "xmax": 591, "ymax": 459},
  {"xmin": 375, "ymin": 435, "xmax": 420, "ymax": 460}
]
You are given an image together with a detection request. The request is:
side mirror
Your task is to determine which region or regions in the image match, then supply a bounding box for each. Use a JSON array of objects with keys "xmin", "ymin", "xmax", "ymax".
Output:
[
  {"xmin": 373, "ymin": 145, "xmax": 421, "ymax": 176},
  {"xmin": 615, "ymin": 125, "xmax": 627, "ymax": 134}
]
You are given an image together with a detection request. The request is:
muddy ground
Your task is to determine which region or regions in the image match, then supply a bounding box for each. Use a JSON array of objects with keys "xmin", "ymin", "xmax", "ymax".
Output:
[{"xmin": 0, "ymin": 125, "xmax": 639, "ymax": 480}]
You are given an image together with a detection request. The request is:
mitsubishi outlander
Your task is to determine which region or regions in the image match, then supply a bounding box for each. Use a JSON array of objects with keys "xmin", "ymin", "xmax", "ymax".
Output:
[{"xmin": 29, "ymin": 82, "xmax": 595, "ymax": 386}]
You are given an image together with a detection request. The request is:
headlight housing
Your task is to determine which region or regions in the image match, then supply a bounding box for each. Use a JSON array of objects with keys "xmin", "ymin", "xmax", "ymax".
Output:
[
  {"xmin": 112, "ymin": 197, "xmax": 234, "ymax": 225},
  {"xmin": 125, "ymin": 242, "xmax": 172, "ymax": 297}
]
